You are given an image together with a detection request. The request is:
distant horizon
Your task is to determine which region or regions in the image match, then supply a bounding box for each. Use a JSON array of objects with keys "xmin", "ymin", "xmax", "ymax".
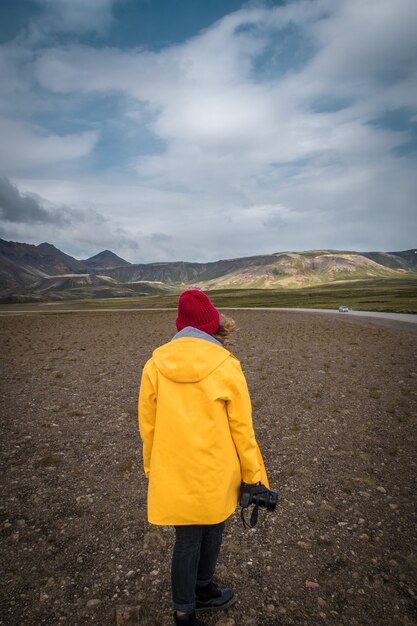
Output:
[{"xmin": 1, "ymin": 236, "xmax": 416, "ymax": 267}]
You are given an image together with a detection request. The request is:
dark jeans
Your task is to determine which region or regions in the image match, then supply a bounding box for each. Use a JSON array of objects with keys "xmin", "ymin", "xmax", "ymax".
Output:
[{"xmin": 171, "ymin": 521, "xmax": 226, "ymax": 612}]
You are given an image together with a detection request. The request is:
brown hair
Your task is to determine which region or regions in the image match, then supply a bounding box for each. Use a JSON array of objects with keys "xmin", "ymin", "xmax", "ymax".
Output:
[{"xmin": 213, "ymin": 313, "xmax": 237, "ymax": 346}]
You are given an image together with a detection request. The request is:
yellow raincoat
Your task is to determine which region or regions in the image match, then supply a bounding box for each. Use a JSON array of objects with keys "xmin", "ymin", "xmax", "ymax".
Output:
[{"xmin": 138, "ymin": 335, "xmax": 269, "ymax": 525}]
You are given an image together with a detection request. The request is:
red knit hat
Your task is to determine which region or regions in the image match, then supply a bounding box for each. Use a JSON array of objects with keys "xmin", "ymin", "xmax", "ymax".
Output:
[{"xmin": 176, "ymin": 290, "xmax": 220, "ymax": 335}]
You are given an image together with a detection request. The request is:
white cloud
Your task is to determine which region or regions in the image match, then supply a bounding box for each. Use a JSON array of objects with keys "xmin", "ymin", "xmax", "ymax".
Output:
[
  {"xmin": 32, "ymin": 0, "xmax": 417, "ymax": 160},
  {"xmin": 0, "ymin": 176, "xmax": 179, "ymax": 262},
  {"xmin": 0, "ymin": 0, "xmax": 416, "ymax": 259},
  {"xmin": 309, "ymin": 0, "xmax": 417, "ymax": 82},
  {"xmin": 0, "ymin": 118, "xmax": 98, "ymax": 172},
  {"xmin": 30, "ymin": 0, "xmax": 120, "ymax": 35}
]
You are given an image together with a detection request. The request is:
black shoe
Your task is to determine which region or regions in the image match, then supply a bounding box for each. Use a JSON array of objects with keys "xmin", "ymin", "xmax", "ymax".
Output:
[
  {"xmin": 173, "ymin": 610, "xmax": 206, "ymax": 626},
  {"xmin": 195, "ymin": 580, "xmax": 236, "ymax": 612}
]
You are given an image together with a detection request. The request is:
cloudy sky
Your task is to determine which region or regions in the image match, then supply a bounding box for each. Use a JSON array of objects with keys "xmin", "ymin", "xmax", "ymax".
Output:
[{"xmin": 0, "ymin": 0, "xmax": 416, "ymax": 262}]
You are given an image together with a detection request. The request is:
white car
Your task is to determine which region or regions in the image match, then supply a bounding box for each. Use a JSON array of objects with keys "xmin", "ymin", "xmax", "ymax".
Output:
[{"xmin": 338, "ymin": 305, "xmax": 349, "ymax": 312}]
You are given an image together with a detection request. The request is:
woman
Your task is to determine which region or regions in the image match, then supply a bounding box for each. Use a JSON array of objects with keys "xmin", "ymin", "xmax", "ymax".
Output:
[{"xmin": 138, "ymin": 290, "xmax": 269, "ymax": 626}]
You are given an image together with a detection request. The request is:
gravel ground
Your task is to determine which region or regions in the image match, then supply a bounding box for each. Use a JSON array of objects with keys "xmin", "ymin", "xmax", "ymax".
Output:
[{"xmin": 1, "ymin": 310, "xmax": 416, "ymax": 626}]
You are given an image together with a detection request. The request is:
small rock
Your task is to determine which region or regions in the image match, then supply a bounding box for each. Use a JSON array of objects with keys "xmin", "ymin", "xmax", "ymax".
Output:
[
  {"xmin": 359, "ymin": 491, "xmax": 371, "ymax": 499},
  {"xmin": 306, "ymin": 581, "xmax": 320, "ymax": 589},
  {"xmin": 319, "ymin": 612, "xmax": 327, "ymax": 619},
  {"xmin": 317, "ymin": 597, "xmax": 326, "ymax": 607},
  {"xmin": 266, "ymin": 604, "xmax": 275, "ymax": 612},
  {"xmin": 389, "ymin": 503, "xmax": 398, "ymax": 510},
  {"xmin": 376, "ymin": 486, "xmax": 386, "ymax": 494},
  {"xmin": 215, "ymin": 618, "xmax": 235, "ymax": 626},
  {"xmin": 306, "ymin": 500, "xmax": 314, "ymax": 506},
  {"xmin": 297, "ymin": 541, "xmax": 308, "ymax": 548},
  {"xmin": 389, "ymin": 559, "xmax": 398, "ymax": 567},
  {"xmin": 86, "ymin": 598, "xmax": 101, "ymax": 609},
  {"xmin": 115, "ymin": 605, "xmax": 142, "ymax": 625},
  {"xmin": 359, "ymin": 533, "xmax": 369, "ymax": 541}
]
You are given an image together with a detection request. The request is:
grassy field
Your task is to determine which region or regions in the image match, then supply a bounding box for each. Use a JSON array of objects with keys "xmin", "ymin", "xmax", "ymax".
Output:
[
  {"xmin": 35, "ymin": 277, "xmax": 417, "ymax": 314},
  {"xmin": 210, "ymin": 277, "xmax": 417, "ymax": 313}
]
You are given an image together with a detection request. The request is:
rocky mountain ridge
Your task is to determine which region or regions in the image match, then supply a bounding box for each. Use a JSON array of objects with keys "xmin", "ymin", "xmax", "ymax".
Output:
[
  {"xmin": 81, "ymin": 250, "xmax": 132, "ymax": 269},
  {"xmin": 0, "ymin": 238, "xmax": 416, "ymax": 302}
]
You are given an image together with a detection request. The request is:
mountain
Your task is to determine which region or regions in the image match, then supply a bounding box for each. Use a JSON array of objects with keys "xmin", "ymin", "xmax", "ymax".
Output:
[
  {"xmin": 0, "ymin": 239, "xmax": 87, "ymax": 292},
  {"xmin": 82, "ymin": 250, "xmax": 131, "ymax": 269},
  {"xmin": 0, "ymin": 238, "xmax": 416, "ymax": 302},
  {"xmin": 362, "ymin": 250, "xmax": 416, "ymax": 270},
  {"xmin": 97, "ymin": 250, "xmax": 417, "ymax": 289},
  {"xmin": 0, "ymin": 239, "xmax": 86, "ymax": 274}
]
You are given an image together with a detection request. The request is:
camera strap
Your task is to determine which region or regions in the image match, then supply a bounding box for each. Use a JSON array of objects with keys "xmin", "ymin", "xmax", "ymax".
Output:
[{"xmin": 241, "ymin": 504, "xmax": 259, "ymax": 529}]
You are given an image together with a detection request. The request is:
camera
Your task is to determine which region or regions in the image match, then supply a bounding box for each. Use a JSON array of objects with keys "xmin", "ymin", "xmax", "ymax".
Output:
[{"xmin": 240, "ymin": 485, "xmax": 278, "ymax": 511}]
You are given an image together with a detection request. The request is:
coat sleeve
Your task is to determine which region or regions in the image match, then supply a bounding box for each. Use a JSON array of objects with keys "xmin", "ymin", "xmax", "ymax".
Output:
[
  {"xmin": 225, "ymin": 357, "xmax": 263, "ymax": 485},
  {"xmin": 138, "ymin": 360, "xmax": 157, "ymax": 479}
]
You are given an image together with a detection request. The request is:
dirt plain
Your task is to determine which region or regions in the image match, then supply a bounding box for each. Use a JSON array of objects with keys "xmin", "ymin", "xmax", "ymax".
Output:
[{"xmin": 1, "ymin": 309, "xmax": 416, "ymax": 626}]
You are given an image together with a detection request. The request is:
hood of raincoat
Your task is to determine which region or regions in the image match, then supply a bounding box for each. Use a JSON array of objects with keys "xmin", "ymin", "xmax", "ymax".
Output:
[{"xmin": 153, "ymin": 337, "xmax": 231, "ymax": 383}]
